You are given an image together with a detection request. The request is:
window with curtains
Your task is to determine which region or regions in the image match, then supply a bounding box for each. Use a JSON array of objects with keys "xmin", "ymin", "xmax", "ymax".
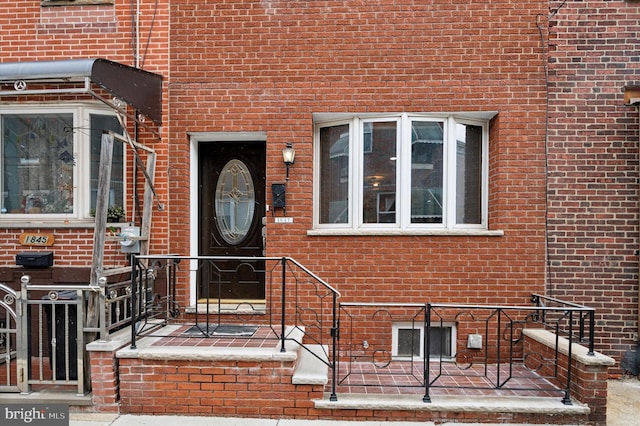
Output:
[
  {"xmin": 0, "ymin": 104, "xmax": 123, "ymax": 222},
  {"xmin": 314, "ymin": 113, "xmax": 489, "ymax": 231}
]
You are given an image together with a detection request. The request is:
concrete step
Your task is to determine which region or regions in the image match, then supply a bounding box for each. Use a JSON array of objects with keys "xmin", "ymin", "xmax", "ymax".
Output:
[
  {"xmin": 315, "ymin": 393, "xmax": 590, "ymax": 415},
  {"xmin": 292, "ymin": 344, "xmax": 329, "ymax": 385}
]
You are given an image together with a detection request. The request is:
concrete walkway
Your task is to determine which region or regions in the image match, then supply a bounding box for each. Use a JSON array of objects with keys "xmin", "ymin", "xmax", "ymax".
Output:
[{"xmin": 69, "ymin": 416, "xmax": 561, "ymax": 426}]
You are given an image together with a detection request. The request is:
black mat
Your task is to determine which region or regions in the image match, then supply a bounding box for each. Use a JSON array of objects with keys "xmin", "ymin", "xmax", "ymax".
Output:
[{"xmin": 183, "ymin": 324, "xmax": 258, "ymax": 336}]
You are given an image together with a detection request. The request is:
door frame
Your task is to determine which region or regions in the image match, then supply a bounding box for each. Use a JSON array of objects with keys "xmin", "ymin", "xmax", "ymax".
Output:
[{"xmin": 189, "ymin": 132, "xmax": 267, "ymax": 307}]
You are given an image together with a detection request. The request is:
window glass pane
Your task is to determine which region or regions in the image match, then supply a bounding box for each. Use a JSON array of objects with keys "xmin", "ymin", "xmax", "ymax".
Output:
[
  {"xmin": 319, "ymin": 125, "xmax": 349, "ymax": 224},
  {"xmin": 397, "ymin": 328, "xmax": 421, "ymax": 357},
  {"xmin": 2, "ymin": 114, "xmax": 74, "ymax": 214},
  {"xmin": 456, "ymin": 123, "xmax": 482, "ymax": 224},
  {"xmin": 429, "ymin": 326, "xmax": 452, "ymax": 357},
  {"xmin": 410, "ymin": 121, "xmax": 444, "ymax": 223},
  {"xmin": 90, "ymin": 114, "xmax": 124, "ymax": 211},
  {"xmin": 362, "ymin": 121, "xmax": 397, "ymax": 224}
]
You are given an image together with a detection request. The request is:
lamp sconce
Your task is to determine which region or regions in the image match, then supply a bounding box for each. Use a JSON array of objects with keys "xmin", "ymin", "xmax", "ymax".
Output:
[{"xmin": 282, "ymin": 143, "xmax": 296, "ymax": 180}]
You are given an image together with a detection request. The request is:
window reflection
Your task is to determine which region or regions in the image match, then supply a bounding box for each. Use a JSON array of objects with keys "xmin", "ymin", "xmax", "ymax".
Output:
[
  {"xmin": 319, "ymin": 125, "xmax": 350, "ymax": 224},
  {"xmin": 2, "ymin": 114, "xmax": 74, "ymax": 214},
  {"xmin": 411, "ymin": 121, "xmax": 444, "ymax": 224},
  {"xmin": 362, "ymin": 121, "xmax": 397, "ymax": 224}
]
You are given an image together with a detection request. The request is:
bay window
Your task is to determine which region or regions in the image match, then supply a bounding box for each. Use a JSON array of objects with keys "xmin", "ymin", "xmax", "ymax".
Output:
[
  {"xmin": 1, "ymin": 105, "xmax": 123, "ymax": 222},
  {"xmin": 314, "ymin": 113, "xmax": 491, "ymax": 232}
]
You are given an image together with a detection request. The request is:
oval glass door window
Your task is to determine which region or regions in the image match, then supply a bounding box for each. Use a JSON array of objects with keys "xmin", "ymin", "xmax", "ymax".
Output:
[{"xmin": 215, "ymin": 159, "xmax": 256, "ymax": 245}]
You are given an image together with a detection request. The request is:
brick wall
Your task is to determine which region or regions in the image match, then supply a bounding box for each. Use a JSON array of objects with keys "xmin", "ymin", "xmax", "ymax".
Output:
[
  {"xmin": 169, "ymin": 0, "xmax": 549, "ymax": 306},
  {"xmin": 115, "ymin": 354, "xmax": 594, "ymax": 424},
  {"xmin": 89, "ymin": 350, "xmax": 120, "ymax": 413},
  {"xmin": 546, "ymin": 0, "xmax": 640, "ymax": 373},
  {"xmin": 0, "ymin": 0, "xmax": 171, "ymax": 265},
  {"xmin": 523, "ymin": 329, "xmax": 615, "ymax": 425},
  {"xmin": 118, "ymin": 358, "xmax": 318, "ymax": 417}
]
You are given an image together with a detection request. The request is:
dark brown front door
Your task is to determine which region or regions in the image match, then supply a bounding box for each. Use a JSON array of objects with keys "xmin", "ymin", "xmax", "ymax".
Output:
[{"xmin": 199, "ymin": 141, "xmax": 266, "ymax": 300}]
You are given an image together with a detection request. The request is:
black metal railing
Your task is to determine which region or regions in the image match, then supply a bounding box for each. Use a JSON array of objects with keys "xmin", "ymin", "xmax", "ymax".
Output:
[
  {"xmin": 128, "ymin": 254, "xmax": 341, "ymax": 378},
  {"xmin": 335, "ymin": 298, "xmax": 595, "ymax": 404},
  {"xmin": 124, "ymin": 254, "xmax": 596, "ymax": 405}
]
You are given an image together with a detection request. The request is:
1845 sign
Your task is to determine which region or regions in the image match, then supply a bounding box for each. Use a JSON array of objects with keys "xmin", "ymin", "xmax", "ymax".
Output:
[{"xmin": 19, "ymin": 233, "xmax": 54, "ymax": 247}]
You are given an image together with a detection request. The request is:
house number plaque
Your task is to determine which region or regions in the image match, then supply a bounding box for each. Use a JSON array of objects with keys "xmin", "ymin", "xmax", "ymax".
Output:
[{"xmin": 19, "ymin": 233, "xmax": 55, "ymax": 246}]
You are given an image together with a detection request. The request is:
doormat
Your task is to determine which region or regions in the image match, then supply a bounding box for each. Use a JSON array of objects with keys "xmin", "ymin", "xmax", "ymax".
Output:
[{"xmin": 183, "ymin": 324, "xmax": 258, "ymax": 337}]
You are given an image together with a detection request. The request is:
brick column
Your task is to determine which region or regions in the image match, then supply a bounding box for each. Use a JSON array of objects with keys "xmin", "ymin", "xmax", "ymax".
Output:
[
  {"xmin": 523, "ymin": 329, "xmax": 615, "ymax": 425},
  {"xmin": 86, "ymin": 331, "xmax": 131, "ymax": 413}
]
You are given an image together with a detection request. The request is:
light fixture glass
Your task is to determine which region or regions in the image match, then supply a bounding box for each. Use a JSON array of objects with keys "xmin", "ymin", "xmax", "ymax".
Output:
[
  {"xmin": 282, "ymin": 143, "xmax": 296, "ymax": 180},
  {"xmin": 282, "ymin": 143, "xmax": 296, "ymax": 164}
]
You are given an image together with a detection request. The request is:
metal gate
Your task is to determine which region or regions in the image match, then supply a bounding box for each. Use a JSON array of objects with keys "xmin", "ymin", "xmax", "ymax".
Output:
[
  {"xmin": 0, "ymin": 283, "xmax": 19, "ymax": 392},
  {"xmin": 0, "ymin": 278, "xmax": 91, "ymax": 396}
]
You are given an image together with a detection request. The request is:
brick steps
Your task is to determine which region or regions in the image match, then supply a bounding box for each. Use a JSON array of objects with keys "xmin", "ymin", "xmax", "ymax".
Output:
[{"xmin": 90, "ymin": 326, "xmax": 601, "ymax": 424}]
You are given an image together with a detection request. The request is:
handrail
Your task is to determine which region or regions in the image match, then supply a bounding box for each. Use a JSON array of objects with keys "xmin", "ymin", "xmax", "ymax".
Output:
[
  {"xmin": 128, "ymin": 255, "xmax": 341, "ymax": 366},
  {"xmin": 132, "ymin": 254, "xmax": 342, "ymax": 297},
  {"xmin": 282, "ymin": 256, "xmax": 342, "ymax": 297}
]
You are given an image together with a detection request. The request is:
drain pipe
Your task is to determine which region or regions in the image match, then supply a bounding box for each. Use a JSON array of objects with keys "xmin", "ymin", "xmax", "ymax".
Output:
[{"xmin": 627, "ymin": 88, "xmax": 640, "ymax": 343}]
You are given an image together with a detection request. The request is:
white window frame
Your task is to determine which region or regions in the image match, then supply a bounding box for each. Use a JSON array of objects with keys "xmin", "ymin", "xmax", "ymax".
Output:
[
  {"xmin": 391, "ymin": 321, "xmax": 457, "ymax": 360},
  {"xmin": 0, "ymin": 102, "xmax": 125, "ymax": 225},
  {"xmin": 312, "ymin": 113, "xmax": 493, "ymax": 234}
]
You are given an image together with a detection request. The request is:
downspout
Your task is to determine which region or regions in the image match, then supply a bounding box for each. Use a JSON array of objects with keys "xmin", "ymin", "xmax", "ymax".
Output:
[
  {"xmin": 135, "ymin": 0, "xmax": 140, "ymax": 69},
  {"xmin": 132, "ymin": 0, "xmax": 141, "ymax": 222},
  {"xmin": 625, "ymin": 87, "xmax": 640, "ymax": 342}
]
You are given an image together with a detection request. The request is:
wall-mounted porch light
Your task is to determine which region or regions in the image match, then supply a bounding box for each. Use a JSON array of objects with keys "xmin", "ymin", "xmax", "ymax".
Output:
[{"xmin": 282, "ymin": 143, "xmax": 296, "ymax": 180}]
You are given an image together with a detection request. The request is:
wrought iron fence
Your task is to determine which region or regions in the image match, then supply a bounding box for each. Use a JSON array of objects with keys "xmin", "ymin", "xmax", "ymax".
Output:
[
  {"xmin": 123, "ymin": 254, "xmax": 596, "ymax": 405},
  {"xmin": 128, "ymin": 255, "xmax": 341, "ymax": 369},
  {"xmin": 336, "ymin": 298, "xmax": 595, "ymax": 404}
]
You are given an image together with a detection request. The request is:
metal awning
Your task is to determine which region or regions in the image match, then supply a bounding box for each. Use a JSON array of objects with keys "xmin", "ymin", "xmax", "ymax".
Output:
[{"xmin": 0, "ymin": 58, "xmax": 163, "ymax": 123}]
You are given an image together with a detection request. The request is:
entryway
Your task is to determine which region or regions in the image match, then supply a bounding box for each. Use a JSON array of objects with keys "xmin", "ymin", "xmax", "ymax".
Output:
[{"xmin": 197, "ymin": 139, "xmax": 266, "ymax": 301}]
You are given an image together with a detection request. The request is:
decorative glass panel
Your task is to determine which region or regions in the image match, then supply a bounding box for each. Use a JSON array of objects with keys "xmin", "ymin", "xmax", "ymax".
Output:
[
  {"xmin": 319, "ymin": 124, "xmax": 350, "ymax": 224},
  {"xmin": 362, "ymin": 121, "xmax": 397, "ymax": 224},
  {"xmin": 215, "ymin": 159, "xmax": 255, "ymax": 245},
  {"xmin": 456, "ymin": 123, "xmax": 482, "ymax": 224},
  {"xmin": 2, "ymin": 114, "xmax": 74, "ymax": 214},
  {"xmin": 411, "ymin": 121, "xmax": 444, "ymax": 223}
]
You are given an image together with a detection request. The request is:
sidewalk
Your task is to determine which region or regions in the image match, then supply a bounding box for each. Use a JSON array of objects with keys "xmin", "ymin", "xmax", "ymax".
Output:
[
  {"xmin": 69, "ymin": 378, "xmax": 640, "ymax": 426},
  {"xmin": 69, "ymin": 415, "xmax": 542, "ymax": 426}
]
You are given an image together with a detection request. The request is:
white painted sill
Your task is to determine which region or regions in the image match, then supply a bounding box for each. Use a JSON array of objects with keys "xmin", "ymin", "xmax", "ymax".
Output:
[{"xmin": 307, "ymin": 228, "xmax": 504, "ymax": 237}]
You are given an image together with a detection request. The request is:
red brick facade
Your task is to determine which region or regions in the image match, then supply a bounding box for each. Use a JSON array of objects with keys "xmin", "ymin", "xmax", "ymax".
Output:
[
  {"xmin": 0, "ymin": 0, "xmax": 633, "ymax": 414},
  {"xmin": 546, "ymin": 0, "xmax": 640, "ymax": 373},
  {"xmin": 168, "ymin": 1, "xmax": 549, "ymax": 308},
  {"xmin": 0, "ymin": 1, "xmax": 170, "ymax": 271}
]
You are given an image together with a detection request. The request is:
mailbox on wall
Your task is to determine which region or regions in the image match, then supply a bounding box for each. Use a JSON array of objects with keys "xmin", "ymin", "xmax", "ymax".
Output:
[{"xmin": 272, "ymin": 183, "xmax": 286, "ymax": 211}]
